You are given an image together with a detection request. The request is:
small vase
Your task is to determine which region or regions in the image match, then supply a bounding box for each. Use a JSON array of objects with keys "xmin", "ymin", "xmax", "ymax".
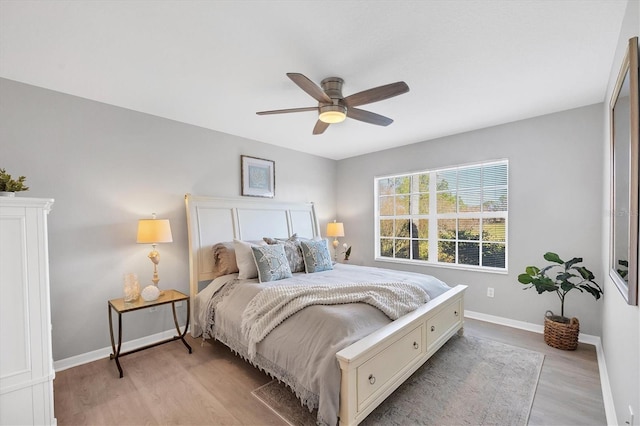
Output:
[
  {"xmin": 123, "ymin": 273, "xmax": 140, "ymax": 302},
  {"xmin": 0, "ymin": 191, "xmax": 16, "ymax": 197}
]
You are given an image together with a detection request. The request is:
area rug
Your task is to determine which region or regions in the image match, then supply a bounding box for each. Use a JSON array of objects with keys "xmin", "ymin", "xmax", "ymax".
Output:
[{"xmin": 251, "ymin": 335, "xmax": 544, "ymax": 426}]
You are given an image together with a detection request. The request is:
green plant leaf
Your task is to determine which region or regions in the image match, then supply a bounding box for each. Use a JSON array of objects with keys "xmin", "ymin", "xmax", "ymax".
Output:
[
  {"xmin": 565, "ymin": 257, "xmax": 583, "ymax": 270},
  {"xmin": 537, "ymin": 276, "xmax": 558, "ymax": 292},
  {"xmin": 556, "ymin": 272, "xmax": 578, "ymax": 282},
  {"xmin": 525, "ymin": 266, "xmax": 539, "ymax": 276},
  {"xmin": 589, "ymin": 280, "xmax": 603, "ymax": 292},
  {"xmin": 543, "ymin": 252, "xmax": 563, "ymax": 264},
  {"xmin": 580, "ymin": 284, "xmax": 602, "ymax": 300},
  {"xmin": 561, "ymin": 281, "xmax": 578, "ymax": 292},
  {"xmin": 575, "ymin": 266, "xmax": 594, "ymax": 280},
  {"xmin": 518, "ymin": 273, "xmax": 533, "ymax": 284}
]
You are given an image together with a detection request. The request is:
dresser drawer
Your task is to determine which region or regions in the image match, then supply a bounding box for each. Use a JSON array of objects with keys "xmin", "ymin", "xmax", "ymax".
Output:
[
  {"xmin": 426, "ymin": 299, "xmax": 462, "ymax": 350},
  {"xmin": 356, "ymin": 324, "xmax": 424, "ymax": 409}
]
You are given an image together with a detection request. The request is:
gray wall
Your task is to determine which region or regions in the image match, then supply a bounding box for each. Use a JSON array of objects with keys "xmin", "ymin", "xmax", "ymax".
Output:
[
  {"xmin": 600, "ymin": 1, "xmax": 640, "ymax": 424},
  {"xmin": 0, "ymin": 78, "xmax": 336, "ymax": 361},
  {"xmin": 336, "ymin": 104, "xmax": 605, "ymax": 336}
]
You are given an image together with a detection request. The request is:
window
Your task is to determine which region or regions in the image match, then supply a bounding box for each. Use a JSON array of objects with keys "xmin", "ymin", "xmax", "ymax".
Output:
[{"xmin": 375, "ymin": 160, "xmax": 508, "ymax": 271}]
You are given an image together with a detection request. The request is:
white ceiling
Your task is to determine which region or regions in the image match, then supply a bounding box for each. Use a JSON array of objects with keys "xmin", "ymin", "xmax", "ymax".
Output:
[{"xmin": 0, "ymin": 1, "xmax": 629, "ymax": 160}]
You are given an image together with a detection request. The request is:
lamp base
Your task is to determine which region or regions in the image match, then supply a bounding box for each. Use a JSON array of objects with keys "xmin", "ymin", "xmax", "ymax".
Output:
[
  {"xmin": 332, "ymin": 238, "xmax": 339, "ymax": 262},
  {"xmin": 148, "ymin": 248, "xmax": 163, "ymax": 294}
]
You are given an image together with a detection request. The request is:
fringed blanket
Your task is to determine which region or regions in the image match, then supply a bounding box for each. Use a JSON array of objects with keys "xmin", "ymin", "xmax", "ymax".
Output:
[{"xmin": 241, "ymin": 282, "xmax": 430, "ymax": 358}]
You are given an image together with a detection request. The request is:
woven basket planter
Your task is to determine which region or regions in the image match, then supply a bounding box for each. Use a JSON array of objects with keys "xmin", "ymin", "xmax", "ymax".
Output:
[{"xmin": 543, "ymin": 310, "xmax": 579, "ymax": 351}]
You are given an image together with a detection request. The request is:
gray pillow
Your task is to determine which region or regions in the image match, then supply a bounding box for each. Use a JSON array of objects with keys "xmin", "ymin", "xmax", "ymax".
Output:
[
  {"xmin": 251, "ymin": 244, "xmax": 293, "ymax": 282},
  {"xmin": 263, "ymin": 234, "xmax": 305, "ymax": 273}
]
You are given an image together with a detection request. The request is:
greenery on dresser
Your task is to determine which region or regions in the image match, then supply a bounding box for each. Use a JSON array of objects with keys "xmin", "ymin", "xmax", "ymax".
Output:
[
  {"xmin": 518, "ymin": 252, "xmax": 603, "ymax": 320},
  {"xmin": 0, "ymin": 168, "xmax": 29, "ymax": 192}
]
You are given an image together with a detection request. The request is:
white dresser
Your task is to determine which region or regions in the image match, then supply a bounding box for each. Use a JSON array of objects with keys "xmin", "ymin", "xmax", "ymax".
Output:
[{"xmin": 0, "ymin": 197, "xmax": 56, "ymax": 425}]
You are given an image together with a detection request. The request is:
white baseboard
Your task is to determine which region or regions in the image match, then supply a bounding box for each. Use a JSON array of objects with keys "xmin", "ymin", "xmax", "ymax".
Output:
[
  {"xmin": 53, "ymin": 329, "xmax": 182, "ymax": 372},
  {"xmin": 464, "ymin": 310, "xmax": 617, "ymax": 426}
]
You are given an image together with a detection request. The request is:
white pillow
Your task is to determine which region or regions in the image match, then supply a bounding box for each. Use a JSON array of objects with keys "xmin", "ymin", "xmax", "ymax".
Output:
[{"xmin": 233, "ymin": 239, "xmax": 266, "ymax": 279}]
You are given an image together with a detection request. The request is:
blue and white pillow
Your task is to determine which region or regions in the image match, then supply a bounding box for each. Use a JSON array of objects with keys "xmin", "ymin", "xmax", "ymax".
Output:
[
  {"xmin": 300, "ymin": 239, "xmax": 333, "ymax": 273},
  {"xmin": 251, "ymin": 244, "xmax": 293, "ymax": 282}
]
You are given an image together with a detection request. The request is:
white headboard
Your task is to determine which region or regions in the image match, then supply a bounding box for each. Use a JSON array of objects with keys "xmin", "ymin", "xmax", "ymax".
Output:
[{"xmin": 184, "ymin": 194, "xmax": 320, "ymax": 305}]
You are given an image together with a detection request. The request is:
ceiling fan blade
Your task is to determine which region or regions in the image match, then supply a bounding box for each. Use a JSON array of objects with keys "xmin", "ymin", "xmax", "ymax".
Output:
[
  {"xmin": 313, "ymin": 120, "xmax": 330, "ymax": 135},
  {"xmin": 344, "ymin": 81, "xmax": 409, "ymax": 107},
  {"xmin": 347, "ymin": 108, "xmax": 394, "ymax": 126},
  {"xmin": 256, "ymin": 106, "xmax": 318, "ymax": 115},
  {"xmin": 287, "ymin": 73, "xmax": 332, "ymax": 103}
]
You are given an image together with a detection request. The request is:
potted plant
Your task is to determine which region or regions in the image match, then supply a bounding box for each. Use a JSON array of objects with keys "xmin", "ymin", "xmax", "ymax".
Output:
[
  {"xmin": 517, "ymin": 252, "xmax": 603, "ymax": 350},
  {"xmin": 0, "ymin": 168, "xmax": 29, "ymax": 196}
]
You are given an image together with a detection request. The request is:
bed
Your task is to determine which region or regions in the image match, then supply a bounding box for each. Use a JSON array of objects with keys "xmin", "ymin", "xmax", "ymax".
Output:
[{"xmin": 185, "ymin": 194, "xmax": 467, "ymax": 426}]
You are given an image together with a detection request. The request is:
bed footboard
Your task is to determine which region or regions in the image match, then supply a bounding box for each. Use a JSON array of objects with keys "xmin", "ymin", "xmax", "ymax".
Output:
[{"xmin": 336, "ymin": 284, "xmax": 467, "ymax": 426}]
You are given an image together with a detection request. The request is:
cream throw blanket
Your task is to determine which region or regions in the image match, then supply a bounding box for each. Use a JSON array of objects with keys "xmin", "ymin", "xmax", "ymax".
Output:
[{"xmin": 241, "ymin": 282, "xmax": 430, "ymax": 358}]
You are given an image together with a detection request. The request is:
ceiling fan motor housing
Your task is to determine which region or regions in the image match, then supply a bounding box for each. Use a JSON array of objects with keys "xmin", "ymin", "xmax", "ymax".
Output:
[{"xmin": 319, "ymin": 77, "xmax": 347, "ymax": 123}]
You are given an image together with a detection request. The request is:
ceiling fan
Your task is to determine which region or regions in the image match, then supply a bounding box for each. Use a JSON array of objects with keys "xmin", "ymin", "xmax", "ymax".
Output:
[{"xmin": 256, "ymin": 73, "xmax": 410, "ymax": 135}]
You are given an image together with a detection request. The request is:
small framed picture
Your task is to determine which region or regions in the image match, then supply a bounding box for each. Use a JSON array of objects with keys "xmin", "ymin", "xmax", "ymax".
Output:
[{"xmin": 241, "ymin": 155, "xmax": 275, "ymax": 198}]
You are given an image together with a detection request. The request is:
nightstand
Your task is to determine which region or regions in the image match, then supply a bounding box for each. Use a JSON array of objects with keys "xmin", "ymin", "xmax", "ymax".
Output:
[{"xmin": 108, "ymin": 289, "xmax": 192, "ymax": 378}]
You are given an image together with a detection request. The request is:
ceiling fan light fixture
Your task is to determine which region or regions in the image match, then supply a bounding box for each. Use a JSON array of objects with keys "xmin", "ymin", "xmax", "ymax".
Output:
[{"xmin": 319, "ymin": 105, "xmax": 347, "ymax": 124}]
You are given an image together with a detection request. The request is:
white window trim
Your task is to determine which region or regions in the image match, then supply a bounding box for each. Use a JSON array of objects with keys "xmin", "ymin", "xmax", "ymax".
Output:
[{"xmin": 374, "ymin": 159, "xmax": 509, "ymax": 272}]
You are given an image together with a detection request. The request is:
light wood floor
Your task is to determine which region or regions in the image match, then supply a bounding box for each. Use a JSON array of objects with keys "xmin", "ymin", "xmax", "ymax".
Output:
[{"xmin": 53, "ymin": 318, "xmax": 606, "ymax": 425}]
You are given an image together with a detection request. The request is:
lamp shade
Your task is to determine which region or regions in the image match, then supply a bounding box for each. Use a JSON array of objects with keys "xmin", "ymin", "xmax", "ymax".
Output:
[
  {"xmin": 326, "ymin": 221, "xmax": 345, "ymax": 238},
  {"xmin": 137, "ymin": 218, "xmax": 173, "ymax": 244}
]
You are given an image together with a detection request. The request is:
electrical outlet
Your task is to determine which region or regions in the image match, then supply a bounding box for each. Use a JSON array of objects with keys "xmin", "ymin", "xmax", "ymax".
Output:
[
  {"xmin": 149, "ymin": 307, "xmax": 157, "ymax": 313},
  {"xmin": 626, "ymin": 405, "xmax": 634, "ymax": 425},
  {"xmin": 487, "ymin": 287, "xmax": 494, "ymax": 298},
  {"xmin": 175, "ymin": 301, "xmax": 183, "ymax": 308}
]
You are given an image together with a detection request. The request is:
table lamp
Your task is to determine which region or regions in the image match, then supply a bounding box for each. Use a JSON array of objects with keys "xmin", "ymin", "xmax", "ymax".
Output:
[
  {"xmin": 137, "ymin": 213, "xmax": 173, "ymax": 288},
  {"xmin": 326, "ymin": 220, "xmax": 345, "ymax": 261}
]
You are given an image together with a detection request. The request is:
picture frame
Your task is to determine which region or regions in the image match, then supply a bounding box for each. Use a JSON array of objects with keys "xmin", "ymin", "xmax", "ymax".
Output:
[
  {"xmin": 609, "ymin": 36, "xmax": 639, "ymax": 306},
  {"xmin": 241, "ymin": 155, "xmax": 275, "ymax": 198}
]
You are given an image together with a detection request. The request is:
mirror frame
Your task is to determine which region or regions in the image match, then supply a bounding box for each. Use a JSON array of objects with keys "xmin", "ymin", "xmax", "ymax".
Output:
[{"xmin": 609, "ymin": 36, "xmax": 639, "ymax": 306}]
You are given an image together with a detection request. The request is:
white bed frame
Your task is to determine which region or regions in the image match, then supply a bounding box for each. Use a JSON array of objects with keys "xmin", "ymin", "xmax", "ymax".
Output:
[{"xmin": 184, "ymin": 194, "xmax": 467, "ymax": 426}]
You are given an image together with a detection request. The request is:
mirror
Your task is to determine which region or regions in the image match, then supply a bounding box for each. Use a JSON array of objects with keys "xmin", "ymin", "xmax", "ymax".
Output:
[{"xmin": 609, "ymin": 36, "xmax": 639, "ymax": 305}]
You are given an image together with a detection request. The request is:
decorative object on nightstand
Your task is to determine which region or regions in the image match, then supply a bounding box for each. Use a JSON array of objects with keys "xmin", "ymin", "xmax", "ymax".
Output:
[
  {"xmin": 137, "ymin": 213, "xmax": 173, "ymax": 288},
  {"xmin": 122, "ymin": 272, "xmax": 140, "ymax": 302},
  {"xmin": 517, "ymin": 252, "xmax": 603, "ymax": 350},
  {"xmin": 141, "ymin": 284, "xmax": 160, "ymax": 302},
  {"xmin": 326, "ymin": 220, "xmax": 344, "ymax": 262},
  {"xmin": 342, "ymin": 243, "xmax": 352, "ymax": 261}
]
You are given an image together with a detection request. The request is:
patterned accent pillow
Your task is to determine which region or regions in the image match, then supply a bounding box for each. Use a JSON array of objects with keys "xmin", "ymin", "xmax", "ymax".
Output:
[
  {"xmin": 251, "ymin": 244, "xmax": 293, "ymax": 283},
  {"xmin": 300, "ymin": 239, "xmax": 333, "ymax": 273},
  {"xmin": 263, "ymin": 235, "xmax": 305, "ymax": 273}
]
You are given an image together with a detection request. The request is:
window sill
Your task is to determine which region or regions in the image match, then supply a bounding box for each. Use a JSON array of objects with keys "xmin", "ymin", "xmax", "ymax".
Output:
[{"xmin": 374, "ymin": 256, "xmax": 509, "ymax": 275}]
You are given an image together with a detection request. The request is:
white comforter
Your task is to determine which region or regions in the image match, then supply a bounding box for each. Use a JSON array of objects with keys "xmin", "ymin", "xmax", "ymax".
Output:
[{"xmin": 194, "ymin": 263, "xmax": 451, "ymax": 426}]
